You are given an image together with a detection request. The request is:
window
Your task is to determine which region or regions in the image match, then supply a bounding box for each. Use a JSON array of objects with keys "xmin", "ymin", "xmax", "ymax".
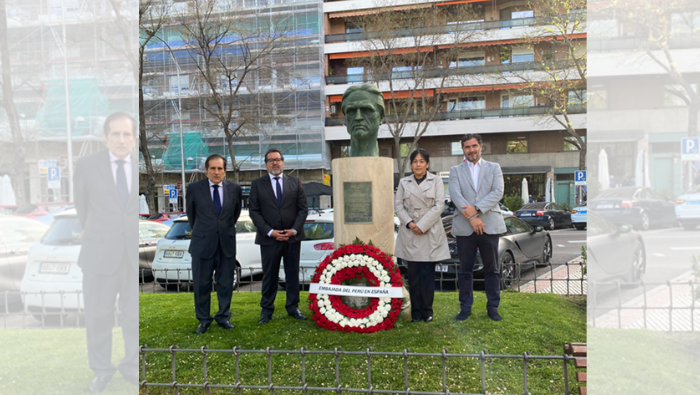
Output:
[
  {"xmin": 507, "ymin": 137, "xmax": 528, "ymax": 153},
  {"xmin": 671, "ymin": 12, "xmax": 700, "ymax": 35},
  {"xmin": 345, "ymin": 21, "xmax": 362, "ymax": 34},
  {"xmin": 511, "ymin": 47, "xmax": 534, "ymax": 63},
  {"xmin": 664, "ymin": 84, "xmax": 697, "ymax": 107},
  {"xmin": 170, "ymin": 75, "xmax": 189, "ymax": 93},
  {"xmin": 340, "ymin": 145, "xmax": 350, "ymax": 158},
  {"xmin": 400, "ymin": 143, "xmax": 413, "ymax": 158},
  {"xmin": 505, "ymin": 217, "xmax": 532, "ymax": 234},
  {"xmin": 451, "ymin": 142, "xmax": 462, "ymax": 155},
  {"xmin": 564, "ymin": 136, "xmax": 585, "ymax": 151},
  {"xmin": 502, "ymin": 94, "xmax": 534, "ymax": 108},
  {"xmin": 139, "ymin": 222, "xmax": 169, "ymax": 239},
  {"xmin": 512, "ymin": 10, "xmax": 534, "ymax": 19},
  {"xmin": 458, "ymin": 96, "xmax": 485, "ymax": 110},
  {"xmin": 450, "ymin": 52, "xmax": 485, "ymax": 68},
  {"xmin": 568, "ymin": 90, "xmax": 586, "ymax": 106},
  {"xmin": 304, "ymin": 222, "xmax": 334, "ymax": 240}
]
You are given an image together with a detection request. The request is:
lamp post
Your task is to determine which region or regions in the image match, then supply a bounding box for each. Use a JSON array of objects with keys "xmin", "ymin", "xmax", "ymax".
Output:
[{"xmin": 166, "ymin": 51, "xmax": 187, "ymax": 210}]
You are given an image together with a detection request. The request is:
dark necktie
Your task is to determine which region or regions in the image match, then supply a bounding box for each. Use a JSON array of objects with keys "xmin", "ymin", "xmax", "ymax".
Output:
[
  {"xmin": 274, "ymin": 177, "xmax": 283, "ymax": 206},
  {"xmin": 212, "ymin": 184, "xmax": 221, "ymax": 216},
  {"xmin": 116, "ymin": 160, "xmax": 128, "ymax": 208}
]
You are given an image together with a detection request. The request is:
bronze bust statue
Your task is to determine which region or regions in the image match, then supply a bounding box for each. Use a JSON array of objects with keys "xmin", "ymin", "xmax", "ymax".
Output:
[{"xmin": 341, "ymin": 84, "xmax": 385, "ymax": 157}]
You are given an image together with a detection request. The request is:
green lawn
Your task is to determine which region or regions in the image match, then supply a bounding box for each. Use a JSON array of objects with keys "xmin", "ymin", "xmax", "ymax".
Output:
[
  {"xmin": 588, "ymin": 328, "xmax": 700, "ymax": 394},
  {"xmin": 0, "ymin": 328, "xmax": 130, "ymax": 394},
  {"xmin": 140, "ymin": 292, "xmax": 586, "ymax": 394}
]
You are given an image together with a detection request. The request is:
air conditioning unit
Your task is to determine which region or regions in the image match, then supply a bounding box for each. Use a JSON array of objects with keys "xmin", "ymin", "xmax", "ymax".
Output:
[{"xmin": 330, "ymin": 104, "xmax": 337, "ymax": 115}]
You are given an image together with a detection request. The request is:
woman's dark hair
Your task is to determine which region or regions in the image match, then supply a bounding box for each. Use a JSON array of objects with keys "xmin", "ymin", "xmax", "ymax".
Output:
[{"xmin": 409, "ymin": 149, "xmax": 430, "ymax": 164}]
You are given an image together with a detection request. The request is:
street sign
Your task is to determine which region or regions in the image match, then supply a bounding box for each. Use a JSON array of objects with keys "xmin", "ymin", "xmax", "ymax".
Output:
[
  {"xmin": 169, "ymin": 188, "xmax": 178, "ymax": 204},
  {"xmin": 47, "ymin": 167, "xmax": 61, "ymax": 189},
  {"xmin": 574, "ymin": 170, "xmax": 586, "ymax": 186},
  {"xmin": 38, "ymin": 159, "xmax": 57, "ymax": 175},
  {"xmin": 681, "ymin": 138, "xmax": 700, "ymax": 161},
  {"xmin": 323, "ymin": 174, "xmax": 330, "ymax": 186}
]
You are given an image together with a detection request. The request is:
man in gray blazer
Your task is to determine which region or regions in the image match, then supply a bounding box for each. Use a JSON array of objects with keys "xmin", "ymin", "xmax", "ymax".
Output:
[
  {"xmin": 186, "ymin": 154, "xmax": 242, "ymax": 334},
  {"xmin": 74, "ymin": 112, "xmax": 139, "ymax": 392},
  {"xmin": 448, "ymin": 133, "xmax": 507, "ymax": 322}
]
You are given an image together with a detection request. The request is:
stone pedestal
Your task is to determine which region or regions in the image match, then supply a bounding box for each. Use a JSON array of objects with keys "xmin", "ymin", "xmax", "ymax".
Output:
[{"xmin": 332, "ymin": 157, "xmax": 395, "ymax": 255}]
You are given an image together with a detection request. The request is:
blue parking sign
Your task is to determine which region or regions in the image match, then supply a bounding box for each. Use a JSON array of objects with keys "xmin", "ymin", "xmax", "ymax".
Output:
[
  {"xmin": 681, "ymin": 138, "xmax": 700, "ymax": 161},
  {"xmin": 574, "ymin": 170, "xmax": 586, "ymax": 186}
]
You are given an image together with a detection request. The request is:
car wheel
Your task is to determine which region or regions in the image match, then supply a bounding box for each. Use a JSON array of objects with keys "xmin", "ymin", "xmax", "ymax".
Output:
[
  {"xmin": 574, "ymin": 224, "xmax": 585, "ymax": 230},
  {"xmin": 637, "ymin": 211, "xmax": 650, "ymax": 231},
  {"xmin": 681, "ymin": 222, "xmax": 698, "ymax": 231},
  {"xmin": 500, "ymin": 252, "xmax": 516, "ymax": 290},
  {"xmin": 541, "ymin": 237, "xmax": 552, "ymax": 264},
  {"xmin": 548, "ymin": 218, "xmax": 555, "ymax": 230},
  {"xmin": 630, "ymin": 240, "xmax": 646, "ymax": 282},
  {"xmin": 231, "ymin": 263, "xmax": 241, "ymax": 291}
]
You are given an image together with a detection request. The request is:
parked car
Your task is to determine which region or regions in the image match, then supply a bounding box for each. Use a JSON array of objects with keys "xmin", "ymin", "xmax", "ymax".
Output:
[
  {"xmin": 0, "ymin": 216, "xmax": 48, "ymax": 310},
  {"xmin": 571, "ymin": 202, "xmax": 587, "ymax": 230},
  {"xmin": 35, "ymin": 205, "xmax": 75, "ymax": 225},
  {"xmin": 587, "ymin": 211, "xmax": 645, "ymax": 283},
  {"xmin": 514, "ymin": 202, "xmax": 572, "ymax": 230},
  {"xmin": 147, "ymin": 212, "xmax": 185, "ymax": 225},
  {"xmin": 139, "ymin": 214, "xmax": 152, "ymax": 220},
  {"xmin": 675, "ymin": 185, "xmax": 700, "ymax": 230},
  {"xmin": 279, "ymin": 212, "xmax": 335, "ymax": 286},
  {"xmin": 12, "ymin": 203, "xmax": 73, "ymax": 220},
  {"xmin": 0, "ymin": 205, "xmax": 19, "ymax": 215},
  {"xmin": 498, "ymin": 203, "xmax": 514, "ymax": 216},
  {"xmin": 20, "ymin": 210, "xmax": 168, "ymax": 321},
  {"xmin": 397, "ymin": 215, "xmax": 553, "ymax": 289},
  {"xmin": 590, "ymin": 187, "xmax": 677, "ymax": 231},
  {"xmin": 151, "ymin": 212, "xmax": 263, "ymax": 289}
]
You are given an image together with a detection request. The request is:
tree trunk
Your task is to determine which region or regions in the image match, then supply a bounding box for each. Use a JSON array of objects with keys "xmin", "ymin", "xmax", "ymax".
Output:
[
  {"xmin": 138, "ymin": 63, "xmax": 156, "ymax": 213},
  {"xmin": 0, "ymin": 0, "xmax": 26, "ymax": 203},
  {"xmin": 225, "ymin": 129, "xmax": 239, "ymax": 183}
]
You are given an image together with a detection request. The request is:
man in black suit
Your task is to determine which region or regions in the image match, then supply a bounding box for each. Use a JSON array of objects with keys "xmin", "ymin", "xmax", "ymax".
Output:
[
  {"xmin": 73, "ymin": 112, "xmax": 139, "ymax": 392},
  {"xmin": 249, "ymin": 149, "xmax": 308, "ymax": 325},
  {"xmin": 186, "ymin": 154, "xmax": 242, "ymax": 334}
]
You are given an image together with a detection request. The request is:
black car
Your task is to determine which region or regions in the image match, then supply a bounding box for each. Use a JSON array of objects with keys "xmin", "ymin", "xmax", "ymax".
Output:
[
  {"xmin": 590, "ymin": 187, "xmax": 676, "ymax": 231},
  {"xmin": 398, "ymin": 215, "xmax": 553, "ymax": 290},
  {"xmin": 587, "ymin": 211, "xmax": 645, "ymax": 283},
  {"xmin": 515, "ymin": 202, "xmax": 572, "ymax": 230}
]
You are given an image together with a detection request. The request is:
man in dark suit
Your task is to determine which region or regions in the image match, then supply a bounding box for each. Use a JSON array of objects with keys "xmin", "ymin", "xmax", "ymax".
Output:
[
  {"xmin": 249, "ymin": 149, "xmax": 308, "ymax": 325},
  {"xmin": 73, "ymin": 112, "xmax": 139, "ymax": 392},
  {"xmin": 185, "ymin": 154, "xmax": 242, "ymax": 334}
]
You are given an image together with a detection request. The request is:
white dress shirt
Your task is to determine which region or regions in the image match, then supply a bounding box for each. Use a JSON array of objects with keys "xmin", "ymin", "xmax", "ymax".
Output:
[
  {"xmin": 208, "ymin": 179, "xmax": 224, "ymax": 206},
  {"xmin": 467, "ymin": 158, "xmax": 483, "ymax": 191},
  {"xmin": 268, "ymin": 173, "xmax": 283, "ymax": 198},
  {"xmin": 108, "ymin": 151, "xmax": 132, "ymax": 194}
]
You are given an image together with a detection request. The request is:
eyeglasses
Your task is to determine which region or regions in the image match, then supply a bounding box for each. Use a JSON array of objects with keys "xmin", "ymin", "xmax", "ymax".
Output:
[{"xmin": 266, "ymin": 158, "xmax": 284, "ymax": 163}]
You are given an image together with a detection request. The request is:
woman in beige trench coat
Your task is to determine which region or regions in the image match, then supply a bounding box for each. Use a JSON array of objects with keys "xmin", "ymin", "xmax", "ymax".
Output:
[{"xmin": 395, "ymin": 149, "xmax": 451, "ymax": 322}]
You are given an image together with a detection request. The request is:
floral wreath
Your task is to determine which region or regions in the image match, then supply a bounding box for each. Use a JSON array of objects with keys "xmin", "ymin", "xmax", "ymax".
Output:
[{"xmin": 308, "ymin": 241, "xmax": 403, "ymax": 333}]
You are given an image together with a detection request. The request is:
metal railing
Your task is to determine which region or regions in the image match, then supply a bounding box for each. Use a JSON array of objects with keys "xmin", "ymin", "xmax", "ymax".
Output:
[
  {"xmin": 325, "ymin": 16, "xmax": 583, "ymax": 43},
  {"xmin": 138, "ymin": 345, "xmax": 584, "ymax": 395},
  {"xmin": 325, "ymin": 60, "xmax": 576, "ymax": 84},
  {"xmin": 588, "ymin": 280, "xmax": 700, "ymax": 332},
  {"xmin": 325, "ymin": 105, "xmax": 586, "ymax": 126}
]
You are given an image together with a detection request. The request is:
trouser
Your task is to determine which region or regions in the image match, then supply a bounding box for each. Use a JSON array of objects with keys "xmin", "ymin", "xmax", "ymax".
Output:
[
  {"xmin": 82, "ymin": 257, "xmax": 138, "ymax": 379},
  {"xmin": 407, "ymin": 261, "xmax": 437, "ymax": 320},
  {"xmin": 260, "ymin": 241, "xmax": 301, "ymax": 317},
  {"xmin": 456, "ymin": 233, "xmax": 500, "ymax": 313},
  {"xmin": 191, "ymin": 242, "xmax": 235, "ymax": 325}
]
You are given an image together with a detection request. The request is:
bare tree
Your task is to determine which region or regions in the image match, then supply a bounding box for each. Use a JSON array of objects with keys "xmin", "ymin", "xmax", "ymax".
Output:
[
  {"xmin": 176, "ymin": 0, "xmax": 301, "ymax": 182},
  {"xmin": 344, "ymin": 2, "xmax": 483, "ymax": 176},
  {"xmin": 0, "ymin": 0, "xmax": 26, "ymax": 203}
]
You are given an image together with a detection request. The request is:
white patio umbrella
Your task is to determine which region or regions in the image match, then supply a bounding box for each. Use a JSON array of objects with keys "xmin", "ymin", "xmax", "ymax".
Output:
[
  {"xmin": 550, "ymin": 178, "xmax": 556, "ymax": 203},
  {"xmin": 139, "ymin": 194, "xmax": 150, "ymax": 214},
  {"xmin": 598, "ymin": 149, "xmax": 610, "ymax": 191},
  {"xmin": 545, "ymin": 178, "xmax": 552, "ymax": 202},
  {"xmin": 521, "ymin": 177, "xmax": 529, "ymax": 205},
  {"xmin": 0, "ymin": 175, "xmax": 17, "ymax": 205}
]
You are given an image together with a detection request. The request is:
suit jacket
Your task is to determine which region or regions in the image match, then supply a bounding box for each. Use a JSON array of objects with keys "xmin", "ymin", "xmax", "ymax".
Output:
[
  {"xmin": 448, "ymin": 159, "xmax": 507, "ymax": 236},
  {"xmin": 394, "ymin": 172, "xmax": 451, "ymax": 262},
  {"xmin": 74, "ymin": 150, "xmax": 139, "ymax": 275},
  {"xmin": 186, "ymin": 178, "xmax": 242, "ymax": 259},
  {"xmin": 249, "ymin": 174, "xmax": 308, "ymax": 245}
]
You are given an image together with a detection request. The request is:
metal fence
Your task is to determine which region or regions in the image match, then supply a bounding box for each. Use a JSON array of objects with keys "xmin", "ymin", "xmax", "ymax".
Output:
[
  {"xmin": 138, "ymin": 346, "xmax": 584, "ymax": 395},
  {"xmin": 588, "ymin": 280, "xmax": 700, "ymax": 331}
]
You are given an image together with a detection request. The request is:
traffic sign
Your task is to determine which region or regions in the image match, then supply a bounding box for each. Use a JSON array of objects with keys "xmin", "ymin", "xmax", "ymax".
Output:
[
  {"xmin": 681, "ymin": 138, "xmax": 700, "ymax": 161},
  {"xmin": 47, "ymin": 167, "xmax": 61, "ymax": 189},
  {"xmin": 169, "ymin": 188, "xmax": 178, "ymax": 204},
  {"xmin": 574, "ymin": 170, "xmax": 586, "ymax": 186}
]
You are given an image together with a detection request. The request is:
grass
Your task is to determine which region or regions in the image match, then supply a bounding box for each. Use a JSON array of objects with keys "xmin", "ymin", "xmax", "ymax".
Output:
[
  {"xmin": 140, "ymin": 292, "xmax": 586, "ymax": 394},
  {"xmin": 588, "ymin": 328, "xmax": 700, "ymax": 394},
  {"xmin": 0, "ymin": 328, "xmax": 130, "ymax": 394}
]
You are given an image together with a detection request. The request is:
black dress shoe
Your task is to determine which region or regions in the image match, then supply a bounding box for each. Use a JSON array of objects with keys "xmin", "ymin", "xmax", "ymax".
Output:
[
  {"xmin": 424, "ymin": 316, "xmax": 433, "ymax": 323},
  {"xmin": 488, "ymin": 310, "xmax": 502, "ymax": 321},
  {"xmin": 218, "ymin": 321, "xmax": 235, "ymax": 329},
  {"xmin": 89, "ymin": 376, "xmax": 112, "ymax": 393},
  {"xmin": 288, "ymin": 308, "xmax": 307, "ymax": 320},
  {"xmin": 455, "ymin": 311, "xmax": 472, "ymax": 321},
  {"xmin": 259, "ymin": 316, "xmax": 271, "ymax": 325},
  {"xmin": 195, "ymin": 322, "xmax": 210, "ymax": 334},
  {"xmin": 411, "ymin": 317, "xmax": 421, "ymax": 323}
]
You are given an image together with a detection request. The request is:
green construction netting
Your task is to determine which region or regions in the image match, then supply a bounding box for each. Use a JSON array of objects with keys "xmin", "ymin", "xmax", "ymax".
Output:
[
  {"xmin": 36, "ymin": 78, "xmax": 109, "ymax": 136},
  {"xmin": 163, "ymin": 132, "xmax": 210, "ymax": 170}
]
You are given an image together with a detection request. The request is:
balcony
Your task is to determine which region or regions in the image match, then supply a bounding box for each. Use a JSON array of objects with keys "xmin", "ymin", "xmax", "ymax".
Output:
[
  {"xmin": 325, "ymin": 104, "xmax": 586, "ymax": 126},
  {"xmin": 326, "ymin": 60, "xmax": 575, "ymax": 84},
  {"xmin": 325, "ymin": 16, "xmax": 579, "ymax": 43}
]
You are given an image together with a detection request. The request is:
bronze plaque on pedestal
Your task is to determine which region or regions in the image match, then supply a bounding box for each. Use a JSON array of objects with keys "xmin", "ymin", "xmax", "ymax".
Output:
[{"xmin": 343, "ymin": 182, "xmax": 372, "ymax": 223}]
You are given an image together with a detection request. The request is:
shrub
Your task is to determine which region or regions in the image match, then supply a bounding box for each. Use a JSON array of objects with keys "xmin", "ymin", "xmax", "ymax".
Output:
[{"xmin": 503, "ymin": 194, "xmax": 524, "ymax": 212}]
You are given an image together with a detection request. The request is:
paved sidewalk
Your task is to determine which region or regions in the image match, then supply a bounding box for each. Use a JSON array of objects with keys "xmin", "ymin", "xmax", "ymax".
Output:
[
  {"xmin": 588, "ymin": 272, "xmax": 700, "ymax": 331},
  {"xmin": 518, "ymin": 258, "xmax": 587, "ymax": 295}
]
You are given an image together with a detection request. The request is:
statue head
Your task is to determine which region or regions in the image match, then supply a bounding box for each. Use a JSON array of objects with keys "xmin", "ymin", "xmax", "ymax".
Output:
[{"xmin": 341, "ymin": 84, "xmax": 385, "ymax": 157}]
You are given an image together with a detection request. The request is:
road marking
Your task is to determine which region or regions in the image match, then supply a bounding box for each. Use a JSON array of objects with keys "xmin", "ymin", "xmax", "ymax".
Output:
[
  {"xmin": 652, "ymin": 253, "xmax": 666, "ymax": 257},
  {"xmin": 567, "ymin": 240, "xmax": 587, "ymax": 243},
  {"xmin": 669, "ymin": 246, "xmax": 700, "ymax": 251},
  {"xmin": 557, "ymin": 244, "xmax": 566, "ymax": 248}
]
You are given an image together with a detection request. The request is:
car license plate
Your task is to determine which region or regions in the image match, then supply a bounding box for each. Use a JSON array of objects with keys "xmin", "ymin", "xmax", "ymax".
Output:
[
  {"xmin": 435, "ymin": 264, "xmax": 449, "ymax": 273},
  {"xmin": 164, "ymin": 250, "xmax": 184, "ymax": 258},
  {"xmin": 39, "ymin": 263, "xmax": 70, "ymax": 275},
  {"xmin": 520, "ymin": 213, "xmax": 532, "ymax": 217},
  {"xmin": 596, "ymin": 204, "xmax": 613, "ymax": 209}
]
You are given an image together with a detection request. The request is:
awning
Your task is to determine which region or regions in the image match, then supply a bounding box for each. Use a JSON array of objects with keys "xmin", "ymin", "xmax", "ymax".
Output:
[
  {"xmin": 436, "ymin": 0, "xmax": 490, "ymax": 6},
  {"xmin": 329, "ymin": 46, "xmax": 433, "ymax": 60},
  {"xmin": 383, "ymin": 89, "xmax": 434, "ymax": 99},
  {"xmin": 502, "ymin": 166, "xmax": 552, "ymax": 175},
  {"xmin": 329, "ymin": 4, "xmax": 432, "ymax": 19},
  {"xmin": 438, "ymin": 83, "xmax": 530, "ymax": 94}
]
